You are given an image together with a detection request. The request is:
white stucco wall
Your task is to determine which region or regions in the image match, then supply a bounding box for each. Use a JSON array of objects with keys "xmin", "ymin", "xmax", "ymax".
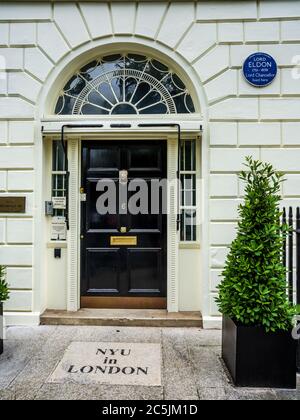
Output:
[{"xmin": 0, "ymin": 1, "xmax": 299, "ymax": 326}]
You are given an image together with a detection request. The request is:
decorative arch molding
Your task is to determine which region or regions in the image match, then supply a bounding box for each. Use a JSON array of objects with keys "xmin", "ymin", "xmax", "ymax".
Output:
[
  {"xmin": 54, "ymin": 53, "xmax": 196, "ymax": 116},
  {"xmin": 38, "ymin": 37, "xmax": 207, "ymax": 118}
]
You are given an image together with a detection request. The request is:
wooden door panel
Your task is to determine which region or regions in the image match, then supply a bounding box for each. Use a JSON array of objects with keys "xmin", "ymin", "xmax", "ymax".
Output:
[
  {"xmin": 86, "ymin": 178, "xmax": 119, "ymax": 232},
  {"xmin": 87, "ymin": 145, "xmax": 121, "ymax": 173},
  {"xmin": 127, "ymin": 248, "xmax": 163, "ymax": 295},
  {"xmin": 84, "ymin": 248, "xmax": 121, "ymax": 295},
  {"xmin": 127, "ymin": 144, "xmax": 162, "ymax": 172}
]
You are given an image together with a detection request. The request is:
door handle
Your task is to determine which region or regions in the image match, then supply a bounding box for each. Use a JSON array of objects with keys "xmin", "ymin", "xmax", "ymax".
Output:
[{"xmin": 119, "ymin": 170, "xmax": 128, "ymax": 184}]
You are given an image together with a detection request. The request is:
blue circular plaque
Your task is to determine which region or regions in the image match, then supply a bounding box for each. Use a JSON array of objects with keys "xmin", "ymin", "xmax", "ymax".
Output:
[{"xmin": 243, "ymin": 52, "xmax": 277, "ymax": 87}]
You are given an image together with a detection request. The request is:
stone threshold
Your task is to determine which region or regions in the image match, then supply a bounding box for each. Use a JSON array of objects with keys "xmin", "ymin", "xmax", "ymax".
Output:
[{"xmin": 40, "ymin": 309, "xmax": 202, "ymax": 328}]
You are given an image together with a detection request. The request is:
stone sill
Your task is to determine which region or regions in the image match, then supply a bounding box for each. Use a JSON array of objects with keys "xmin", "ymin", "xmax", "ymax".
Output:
[
  {"xmin": 47, "ymin": 241, "xmax": 67, "ymax": 249},
  {"xmin": 179, "ymin": 242, "xmax": 201, "ymax": 250}
]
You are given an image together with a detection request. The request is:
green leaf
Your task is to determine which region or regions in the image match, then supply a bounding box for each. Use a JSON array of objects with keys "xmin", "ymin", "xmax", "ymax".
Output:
[{"xmin": 0, "ymin": 265, "xmax": 9, "ymax": 302}]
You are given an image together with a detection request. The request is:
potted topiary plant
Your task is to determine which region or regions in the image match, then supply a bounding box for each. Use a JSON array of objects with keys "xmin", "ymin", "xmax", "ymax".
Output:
[
  {"xmin": 216, "ymin": 157, "xmax": 297, "ymax": 389},
  {"xmin": 0, "ymin": 264, "xmax": 9, "ymax": 355}
]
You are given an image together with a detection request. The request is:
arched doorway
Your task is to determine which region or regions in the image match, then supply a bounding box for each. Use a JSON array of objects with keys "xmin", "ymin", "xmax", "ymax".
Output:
[{"xmin": 41, "ymin": 46, "xmax": 202, "ymax": 313}]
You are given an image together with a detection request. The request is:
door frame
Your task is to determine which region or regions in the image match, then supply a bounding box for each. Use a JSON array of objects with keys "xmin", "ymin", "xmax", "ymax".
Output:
[
  {"xmin": 79, "ymin": 139, "xmax": 168, "ymax": 309},
  {"xmin": 66, "ymin": 131, "xmax": 179, "ymax": 312},
  {"xmin": 42, "ymin": 118, "xmax": 202, "ymax": 313}
]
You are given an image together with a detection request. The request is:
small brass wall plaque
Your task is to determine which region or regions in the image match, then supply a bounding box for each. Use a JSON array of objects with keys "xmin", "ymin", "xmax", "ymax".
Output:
[
  {"xmin": 0, "ymin": 197, "xmax": 26, "ymax": 213},
  {"xmin": 110, "ymin": 236, "xmax": 137, "ymax": 246}
]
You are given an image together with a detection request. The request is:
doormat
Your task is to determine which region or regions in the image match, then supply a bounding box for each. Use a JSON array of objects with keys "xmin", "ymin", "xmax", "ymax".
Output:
[{"xmin": 48, "ymin": 342, "xmax": 161, "ymax": 386}]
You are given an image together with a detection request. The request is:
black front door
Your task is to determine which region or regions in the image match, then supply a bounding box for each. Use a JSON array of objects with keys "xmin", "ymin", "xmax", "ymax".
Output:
[{"xmin": 80, "ymin": 140, "xmax": 167, "ymax": 309}]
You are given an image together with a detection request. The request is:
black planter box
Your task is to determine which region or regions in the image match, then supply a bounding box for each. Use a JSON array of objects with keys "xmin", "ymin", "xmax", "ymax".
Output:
[
  {"xmin": 222, "ymin": 316, "xmax": 297, "ymax": 389},
  {"xmin": 0, "ymin": 302, "xmax": 3, "ymax": 355}
]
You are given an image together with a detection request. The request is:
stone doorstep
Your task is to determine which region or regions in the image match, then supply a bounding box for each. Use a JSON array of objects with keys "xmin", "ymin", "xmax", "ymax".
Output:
[{"xmin": 40, "ymin": 309, "xmax": 203, "ymax": 328}]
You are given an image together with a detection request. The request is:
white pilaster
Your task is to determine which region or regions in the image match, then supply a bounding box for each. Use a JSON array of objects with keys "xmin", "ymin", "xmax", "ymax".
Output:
[
  {"xmin": 167, "ymin": 136, "xmax": 179, "ymax": 312},
  {"xmin": 67, "ymin": 138, "xmax": 80, "ymax": 311}
]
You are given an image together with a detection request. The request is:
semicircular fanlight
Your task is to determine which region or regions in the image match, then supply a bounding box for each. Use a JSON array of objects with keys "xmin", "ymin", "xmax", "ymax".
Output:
[{"xmin": 55, "ymin": 54, "xmax": 195, "ymax": 115}]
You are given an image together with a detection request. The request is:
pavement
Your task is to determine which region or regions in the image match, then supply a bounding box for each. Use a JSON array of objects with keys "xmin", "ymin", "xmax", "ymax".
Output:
[{"xmin": 0, "ymin": 325, "xmax": 299, "ymax": 400}]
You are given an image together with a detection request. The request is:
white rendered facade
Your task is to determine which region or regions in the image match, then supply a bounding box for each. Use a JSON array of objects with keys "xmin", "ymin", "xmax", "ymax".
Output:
[{"xmin": 0, "ymin": 1, "xmax": 300, "ymax": 327}]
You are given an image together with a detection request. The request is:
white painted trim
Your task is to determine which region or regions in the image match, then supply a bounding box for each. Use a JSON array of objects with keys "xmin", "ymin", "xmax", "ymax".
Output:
[
  {"xmin": 67, "ymin": 138, "xmax": 80, "ymax": 311},
  {"xmin": 200, "ymin": 118, "xmax": 211, "ymax": 325},
  {"xmin": 202, "ymin": 316, "xmax": 222, "ymax": 330},
  {"xmin": 4, "ymin": 312, "xmax": 40, "ymax": 327},
  {"xmin": 33, "ymin": 121, "xmax": 47, "ymax": 316},
  {"xmin": 42, "ymin": 117, "xmax": 203, "ymax": 135},
  {"xmin": 167, "ymin": 136, "xmax": 179, "ymax": 312},
  {"xmin": 63, "ymin": 133, "xmax": 182, "ymax": 312}
]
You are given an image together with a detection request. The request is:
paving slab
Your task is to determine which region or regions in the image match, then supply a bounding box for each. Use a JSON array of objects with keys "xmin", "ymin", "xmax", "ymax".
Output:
[
  {"xmin": 34, "ymin": 383, "xmax": 163, "ymax": 400},
  {"xmin": 197, "ymin": 387, "xmax": 227, "ymax": 400},
  {"xmin": 274, "ymin": 390, "xmax": 300, "ymax": 400},
  {"xmin": 0, "ymin": 389, "xmax": 15, "ymax": 400},
  {"xmin": 34, "ymin": 382, "xmax": 106, "ymax": 400},
  {"xmin": 189, "ymin": 346, "xmax": 230, "ymax": 389},
  {"xmin": 5, "ymin": 327, "xmax": 80, "ymax": 399},
  {"xmin": 224, "ymin": 387, "xmax": 278, "ymax": 400},
  {"xmin": 48, "ymin": 341, "xmax": 162, "ymax": 387},
  {"xmin": 5, "ymin": 326, "xmax": 56, "ymax": 342},
  {"xmin": 162, "ymin": 330, "xmax": 199, "ymax": 400},
  {"xmin": 163, "ymin": 327, "xmax": 221, "ymax": 347},
  {"xmin": 72, "ymin": 325, "xmax": 162, "ymax": 343},
  {"xmin": 0, "ymin": 339, "xmax": 42, "ymax": 389}
]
